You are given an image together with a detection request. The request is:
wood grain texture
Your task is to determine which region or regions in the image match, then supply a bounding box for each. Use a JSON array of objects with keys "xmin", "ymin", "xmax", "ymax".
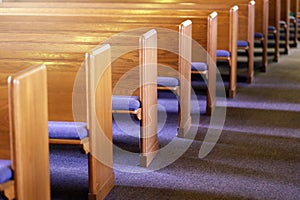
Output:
[
  {"xmin": 8, "ymin": 64, "xmax": 50, "ymax": 200},
  {"xmin": 86, "ymin": 44, "xmax": 114, "ymax": 199},
  {"xmin": 0, "ymin": 2, "xmax": 217, "ymax": 115},
  {"xmin": 139, "ymin": 29, "xmax": 159, "ymax": 167}
]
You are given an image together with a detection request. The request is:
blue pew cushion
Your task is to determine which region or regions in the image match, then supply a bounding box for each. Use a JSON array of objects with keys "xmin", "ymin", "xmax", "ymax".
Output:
[
  {"xmin": 191, "ymin": 62, "xmax": 208, "ymax": 72},
  {"xmin": 216, "ymin": 50, "xmax": 230, "ymax": 57},
  {"xmin": 157, "ymin": 77, "xmax": 179, "ymax": 87},
  {"xmin": 268, "ymin": 26, "xmax": 276, "ymax": 32},
  {"xmin": 48, "ymin": 121, "xmax": 88, "ymax": 140},
  {"xmin": 0, "ymin": 160, "xmax": 12, "ymax": 184},
  {"xmin": 112, "ymin": 95, "xmax": 140, "ymax": 111},
  {"xmin": 280, "ymin": 20, "xmax": 286, "ymax": 26},
  {"xmin": 254, "ymin": 32, "xmax": 264, "ymax": 39},
  {"xmin": 237, "ymin": 40, "xmax": 249, "ymax": 48}
]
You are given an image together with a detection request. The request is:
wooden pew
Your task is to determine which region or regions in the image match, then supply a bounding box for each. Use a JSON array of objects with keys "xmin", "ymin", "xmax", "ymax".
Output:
[
  {"xmin": 0, "ymin": 64, "xmax": 50, "ymax": 200},
  {"xmin": 281, "ymin": 0, "xmax": 291, "ymax": 54},
  {"xmin": 0, "ymin": 10, "xmax": 175, "ymax": 168},
  {"xmin": 107, "ymin": 29, "xmax": 159, "ymax": 167},
  {"xmin": 2, "ymin": 3, "xmax": 216, "ymax": 108},
  {"xmin": 3, "ymin": 4, "xmax": 215, "ymax": 113},
  {"xmin": 290, "ymin": 0, "xmax": 299, "ymax": 47},
  {"xmin": 85, "ymin": 43, "xmax": 114, "ymax": 198},
  {"xmin": 212, "ymin": 0, "xmax": 269, "ymax": 72},
  {"xmin": 269, "ymin": 0, "xmax": 280, "ymax": 61},
  {"xmin": 100, "ymin": 1, "xmax": 255, "ymax": 83},
  {"xmin": 0, "ymin": 2, "xmax": 238, "ymax": 99},
  {"xmin": 0, "ymin": 45, "xmax": 115, "ymax": 199},
  {"xmin": 44, "ymin": 0, "xmax": 266, "ymax": 73}
]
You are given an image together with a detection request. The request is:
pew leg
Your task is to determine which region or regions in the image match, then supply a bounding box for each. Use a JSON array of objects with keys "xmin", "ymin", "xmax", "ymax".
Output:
[
  {"xmin": 229, "ymin": 59, "xmax": 237, "ymax": 99},
  {"xmin": 88, "ymin": 154, "xmax": 114, "ymax": 200},
  {"xmin": 272, "ymin": 31, "xmax": 279, "ymax": 62},
  {"xmin": 246, "ymin": 48, "xmax": 254, "ymax": 84},
  {"xmin": 291, "ymin": 20, "xmax": 298, "ymax": 47},
  {"xmin": 0, "ymin": 181, "xmax": 15, "ymax": 200},
  {"xmin": 281, "ymin": 24, "xmax": 290, "ymax": 54}
]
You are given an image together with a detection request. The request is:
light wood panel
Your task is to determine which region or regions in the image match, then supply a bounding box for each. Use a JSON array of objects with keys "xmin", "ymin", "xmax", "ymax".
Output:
[
  {"xmin": 85, "ymin": 44, "xmax": 114, "ymax": 199},
  {"xmin": 3, "ymin": 64, "xmax": 50, "ymax": 200}
]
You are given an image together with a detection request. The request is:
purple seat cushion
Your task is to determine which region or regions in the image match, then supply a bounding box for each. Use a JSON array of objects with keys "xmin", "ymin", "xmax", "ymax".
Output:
[
  {"xmin": 191, "ymin": 62, "xmax": 208, "ymax": 72},
  {"xmin": 0, "ymin": 160, "xmax": 12, "ymax": 184},
  {"xmin": 280, "ymin": 20, "xmax": 286, "ymax": 25},
  {"xmin": 237, "ymin": 40, "xmax": 249, "ymax": 48},
  {"xmin": 112, "ymin": 95, "xmax": 140, "ymax": 111},
  {"xmin": 157, "ymin": 77, "xmax": 179, "ymax": 87},
  {"xmin": 48, "ymin": 121, "xmax": 88, "ymax": 140},
  {"xmin": 216, "ymin": 50, "xmax": 230, "ymax": 57},
  {"xmin": 268, "ymin": 26, "xmax": 276, "ymax": 31},
  {"xmin": 254, "ymin": 32, "xmax": 264, "ymax": 39}
]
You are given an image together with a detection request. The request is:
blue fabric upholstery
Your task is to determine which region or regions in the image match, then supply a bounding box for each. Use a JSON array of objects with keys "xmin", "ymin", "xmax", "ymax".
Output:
[
  {"xmin": 157, "ymin": 77, "xmax": 179, "ymax": 87},
  {"xmin": 0, "ymin": 160, "xmax": 12, "ymax": 184},
  {"xmin": 268, "ymin": 26, "xmax": 276, "ymax": 32},
  {"xmin": 237, "ymin": 40, "xmax": 249, "ymax": 48},
  {"xmin": 112, "ymin": 95, "xmax": 140, "ymax": 111},
  {"xmin": 216, "ymin": 50, "xmax": 230, "ymax": 57},
  {"xmin": 254, "ymin": 32, "xmax": 264, "ymax": 39},
  {"xmin": 48, "ymin": 121, "xmax": 88, "ymax": 140},
  {"xmin": 280, "ymin": 20, "xmax": 286, "ymax": 26},
  {"xmin": 191, "ymin": 62, "xmax": 208, "ymax": 72}
]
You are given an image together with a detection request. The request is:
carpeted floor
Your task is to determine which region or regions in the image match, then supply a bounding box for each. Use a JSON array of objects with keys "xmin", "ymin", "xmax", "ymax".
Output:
[{"xmin": 50, "ymin": 40, "xmax": 300, "ymax": 200}]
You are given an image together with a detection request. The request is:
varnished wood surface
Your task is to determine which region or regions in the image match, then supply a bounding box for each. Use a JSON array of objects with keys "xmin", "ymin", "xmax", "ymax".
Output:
[
  {"xmin": 281, "ymin": 0, "xmax": 291, "ymax": 54},
  {"xmin": 139, "ymin": 29, "xmax": 159, "ymax": 167},
  {"xmin": 177, "ymin": 20, "xmax": 192, "ymax": 137},
  {"xmin": 0, "ymin": 5, "xmax": 217, "ymax": 119},
  {"xmin": 291, "ymin": 0, "xmax": 299, "ymax": 46},
  {"xmin": 269, "ymin": 0, "xmax": 281, "ymax": 61},
  {"xmin": 8, "ymin": 64, "xmax": 50, "ymax": 200},
  {"xmin": 86, "ymin": 44, "xmax": 114, "ymax": 199}
]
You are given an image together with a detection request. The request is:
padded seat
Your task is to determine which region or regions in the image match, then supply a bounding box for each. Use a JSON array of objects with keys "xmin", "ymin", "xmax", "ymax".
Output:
[
  {"xmin": 254, "ymin": 32, "xmax": 264, "ymax": 40},
  {"xmin": 216, "ymin": 50, "xmax": 230, "ymax": 57},
  {"xmin": 0, "ymin": 160, "xmax": 12, "ymax": 184},
  {"xmin": 191, "ymin": 62, "xmax": 208, "ymax": 72},
  {"xmin": 268, "ymin": 26, "xmax": 276, "ymax": 32},
  {"xmin": 157, "ymin": 77, "xmax": 179, "ymax": 87},
  {"xmin": 48, "ymin": 121, "xmax": 88, "ymax": 140},
  {"xmin": 289, "ymin": 16, "xmax": 296, "ymax": 21},
  {"xmin": 280, "ymin": 20, "xmax": 287, "ymax": 27},
  {"xmin": 112, "ymin": 95, "xmax": 140, "ymax": 111},
  {"xmin": 237, "ymin": 40, "xmax": 249, "ymax": 48}
]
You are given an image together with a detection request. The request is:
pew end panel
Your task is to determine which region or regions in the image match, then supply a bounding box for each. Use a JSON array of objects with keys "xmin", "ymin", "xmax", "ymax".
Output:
[
  {"xmin": 269, "ymin": 0, "xmax": 281, "ymax": 62},
  {"xmin": 7, "ymin": 64, "xmax": 50, "ymax": 200},
  {"xmin": 139, "ymin": 29, "xmax": 158, "ymax": 167},
  {"xmin": 177, "ymin": 20, "xmax": 192, "ymax": 137},
  {"xmin": 86, "ymin": 44, "xmax": 114, "ymax": 199},
  {"xmin": 281, "ymin": 0, "xmax": 291, "ymax": 54},
  {"xmin": 205, "ymin": 12, "xmax": 217, "ymax": 115}
]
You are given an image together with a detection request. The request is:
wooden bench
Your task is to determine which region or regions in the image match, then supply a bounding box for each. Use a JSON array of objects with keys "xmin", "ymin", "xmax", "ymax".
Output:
[
  {"xmin": 0, "ymin": 7, "xmax": 217, "ymax": 117},
  {"xmin": 3, "ymin": 4, "xmax": 215, "ymax": 110},
  {"xmin": 71, "ymin": 3, "xmax": 238, "ymax": 97},
  {"xmin": 203, "ymin": 0, "xmax": 269, "ymax": 72},
  {"xmin": 0, "ymin": 9, "xmax": 191, "ymax": 168},
  {"xmin": 0, "ymin": 64, "xmax": 50, "ymax": 200},
  {"xmin": 281, "ymin": 0, "xmax": 291, "ymax": 54},
  {"xmin": 53, "ymin": 0, "xmax": 267, "ymax": 73},
  {"xmin": 0, "ymin": 44, "xmax": 115, "ymax": 199},
  {"xmin": 269, "ymin": 0, "xmax": 280, "ymax": 61},
  {"xmin": 290, "ymin": 0, "xmax": 299, "ymax": 47}
]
